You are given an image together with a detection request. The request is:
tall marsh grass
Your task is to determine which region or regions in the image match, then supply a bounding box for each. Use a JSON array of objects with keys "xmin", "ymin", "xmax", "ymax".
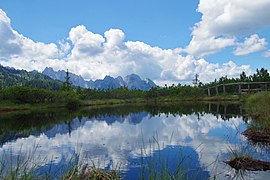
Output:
[
  {"xmin": 0, "ymin": 135, "xmax": 210, "ymax": 180},
  {"xmin": 245, "ymin": 92, "xmax": 270, "ymax": 129},
  {"xmin": 0, "ymin": 145, "xmax": 120, "ymax": 180},
  {"xmin": 245, "ymin": 92, "xmax": 270, "ymax": 114},
  {"xmin": 136, "ymin": 134, "xmax": 209, "ymax": 180}
]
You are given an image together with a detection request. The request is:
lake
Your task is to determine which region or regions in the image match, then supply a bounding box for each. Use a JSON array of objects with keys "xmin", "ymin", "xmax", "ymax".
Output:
[{"xmin": 0, "ymin": 103, "xmax": 270, "ymax": 179}]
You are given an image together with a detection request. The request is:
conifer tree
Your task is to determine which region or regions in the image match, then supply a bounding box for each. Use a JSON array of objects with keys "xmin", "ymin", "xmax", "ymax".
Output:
[{"xmin": 62, "ymin": 69, "xmax": 72, "ymax": 91}]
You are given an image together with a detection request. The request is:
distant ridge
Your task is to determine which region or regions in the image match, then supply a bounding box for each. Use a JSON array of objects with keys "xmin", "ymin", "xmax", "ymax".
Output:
[
  {"xmin": 42, "ymin": 67, "xmax": 157, "ymax": 90},
  {"xmin": 0, "ymin": 65, "xmax": 62, "ymax": 90}
]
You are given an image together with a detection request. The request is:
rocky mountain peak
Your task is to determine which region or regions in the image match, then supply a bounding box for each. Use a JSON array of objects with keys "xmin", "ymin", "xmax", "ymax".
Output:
[{"xmin": 42, "ymin": 67, "xmax": 157, "ymax": 90}]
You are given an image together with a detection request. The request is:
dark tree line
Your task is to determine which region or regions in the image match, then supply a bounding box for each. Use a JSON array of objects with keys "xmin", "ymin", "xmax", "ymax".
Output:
[
  {"xmin": 1, "ymin": 68, "xmax": 269, "ymax": 104},
  {"xmin": 203, "ymin": 68, "xmax": 270, "ymax": 88},
  {"xmin": 201, "ymin": 68, "xmax": 270, "ymax": 94}
]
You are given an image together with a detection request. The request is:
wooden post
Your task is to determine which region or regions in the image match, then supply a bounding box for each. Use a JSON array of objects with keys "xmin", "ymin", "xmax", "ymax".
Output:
[
  {"xmin": 223, "ymin": 85, "xmax": 226, "ymax": 94},
  {"xmin": 224, "ymin": 105, "xmax": 227, "ymax": 116},
  {"xmin": 248, "ymin": 84, "xmax": 250, "ymax": 93},
  {"xmin": 216, "ymin": 86, "xmax": 219, "ymax": 96},
  {"xmin": 208, "ymin": 103, "xmax": 211, "ymax": 112},
  {"xmin": 238, "ymin": 84, "xmax": 241, "ymax": 94},
  {"xmin": 208, "ymin": 88, "xmax": 211, "ymax": 96},
  {"xmin": 265, "ymin": 84, "xmax": 268, "ymax": 91}
]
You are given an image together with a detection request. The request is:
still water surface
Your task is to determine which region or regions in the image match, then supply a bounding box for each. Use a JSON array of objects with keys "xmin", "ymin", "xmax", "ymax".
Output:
[{"xmin": 0, "ymin": 103, "xmax": 270, "ymax": 179}]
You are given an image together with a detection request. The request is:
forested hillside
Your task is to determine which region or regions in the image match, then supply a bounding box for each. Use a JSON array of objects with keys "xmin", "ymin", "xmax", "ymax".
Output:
[{"xmin": 0, "ymin": 65, "xmax": 62, "ymax": 90}]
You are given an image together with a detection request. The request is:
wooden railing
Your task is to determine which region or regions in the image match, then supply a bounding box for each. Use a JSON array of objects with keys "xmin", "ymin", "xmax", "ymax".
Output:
[{"xmin": 206, "ymin": 82, "xmax": 270, "ymax": 96}]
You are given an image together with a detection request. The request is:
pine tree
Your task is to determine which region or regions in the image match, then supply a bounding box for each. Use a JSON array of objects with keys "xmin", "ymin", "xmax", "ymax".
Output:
[
  {"xmin": 192, "ymin": 74, "xmax": 200, "ymax": 87},
  {"xmin": 62, "ymin": 69, "xmax": 72, "ymax": 91}
]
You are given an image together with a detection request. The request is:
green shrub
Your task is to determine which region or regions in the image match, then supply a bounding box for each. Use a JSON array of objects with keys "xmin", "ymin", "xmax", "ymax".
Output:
[
  {"xmin": 56, "ymin": 91, "xmax": 81, "ymax": 110},
  {"xmin": 0, "ymin": 86, "xmax": 57, "ymax": 104}
]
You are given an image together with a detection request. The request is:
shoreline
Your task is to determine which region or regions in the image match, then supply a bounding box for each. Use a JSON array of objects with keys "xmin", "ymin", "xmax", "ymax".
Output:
[{"xmin": 0, "ymin": 95, "xmax": 241, "ymax": 114}]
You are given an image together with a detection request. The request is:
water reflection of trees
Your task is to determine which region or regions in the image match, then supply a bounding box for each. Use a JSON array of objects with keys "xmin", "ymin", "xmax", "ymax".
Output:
[
  {"xmin": 207, "ymin": 103, "xmax": 249, "ymax": 122},
  {"xmin": 0, "ymin": 103, "xmax": 245, "ymax": 145}
]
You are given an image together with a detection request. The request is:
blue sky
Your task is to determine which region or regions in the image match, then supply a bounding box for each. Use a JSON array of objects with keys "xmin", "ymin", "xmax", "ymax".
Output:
[
  {"xmin": 0, "ymin": 0, "xmax": 199, "ymax": 48},
  {"xmin": 0, "ymin": 0, "xmax": 270, "ymax": 85}
]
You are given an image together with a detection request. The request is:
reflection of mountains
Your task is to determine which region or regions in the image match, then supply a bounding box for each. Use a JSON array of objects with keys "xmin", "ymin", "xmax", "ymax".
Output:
[
  {"xmin": 0, "ymin": 103, "xmax": 246, "ymax": 145},
  {"xmin": 44, "ymin": 112, "xmax": 149, "ymax": 138},
  {"xmin": 0, "ymin": 110, "xmax": 73, "ymax": 145},
  {"xmin": 92, "ymin": 112, "xmax": 149, "ymax": 125},
  {"xmin": 0, "ymin": 109, "xmax": 149, "ymax": 144},
  {"xmin": 0, "ymin": 103, "xmax": 253, "ymax": 179}
]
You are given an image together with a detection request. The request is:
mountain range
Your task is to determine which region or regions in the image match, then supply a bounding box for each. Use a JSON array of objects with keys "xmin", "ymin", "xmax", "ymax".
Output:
[
  {"xmin": 0, "ymin": 64, "xmax": 157, "ymax": 91},
  {"xmin": 42, "ymin": 67, "xmax": 157, "ymax": 90}
]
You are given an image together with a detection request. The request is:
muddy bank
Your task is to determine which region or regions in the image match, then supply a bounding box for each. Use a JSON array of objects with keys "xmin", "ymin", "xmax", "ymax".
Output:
[
  {"xmin": 225, "ymin": 157, "xmax": 270, "ymax": 171},
  {"xmin": 242, "ymin": 129, "xmax": 270, "ymax": 143}
]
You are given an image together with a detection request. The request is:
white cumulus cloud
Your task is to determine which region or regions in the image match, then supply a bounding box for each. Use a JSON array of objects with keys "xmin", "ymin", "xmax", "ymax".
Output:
[
  {"xmin": 104, "ymin": 29, "xmax": 126, "ymax": 49},
  {"xmin": 0, "ymin": 9, "xmax": 253, "ymax": 85},
  {"xmin": 263, "ymin": 50, "xmax": 270, "ymax": 58},
  {"xmin": 234, "ymin": 34, "xmax": 267, "ymax": 56},
  {"xmin": 69, "ymin": 25, "xmax": 105, "ymax": 58},
  {"xmin": 186, "ymin": 0, "xmax": 270, "ymax": 57},
  {"xmin": 0, "ymin": 9, "xmax": 60, "ymax": 60}
]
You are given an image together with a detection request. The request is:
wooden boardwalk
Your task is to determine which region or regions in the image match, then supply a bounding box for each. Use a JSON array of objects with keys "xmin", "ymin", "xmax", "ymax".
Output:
[{"xmin": 206, "ymin": 82, "xmax": 270, "ymax": 96}]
